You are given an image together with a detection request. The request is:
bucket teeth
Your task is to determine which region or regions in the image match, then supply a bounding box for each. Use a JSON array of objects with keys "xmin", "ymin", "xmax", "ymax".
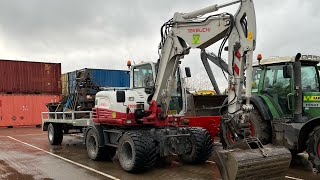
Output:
[{"xmin": 213, "ymin": 146, "xmax": 292, "ymax": 180}]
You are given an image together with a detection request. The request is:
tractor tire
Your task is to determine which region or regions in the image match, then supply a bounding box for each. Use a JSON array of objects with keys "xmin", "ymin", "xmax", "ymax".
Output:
[
  {"xmin": 48, "ymin": 123, "xmax": 63, "ymax": 145},
  {"xmin": 118, "ymin": 131, "xmax": 157, "ymax": 173},
  {"xmin": 249, "ymin": 108, "xmax": 272, "ymax": 145},
  {"xmin": 86, "ymin": 129, "xmax": 116, "ymax": 161},
  {"xmin": 307, "ymin": 126, "xmax": 320, "ymax": 172},
  {"xmin": 180, "ymin": 127, "xmax": 213, "ymax": 164},
  {"xmin": 220, "ymin": 108, "xmax": 272, "ymax": 148}
]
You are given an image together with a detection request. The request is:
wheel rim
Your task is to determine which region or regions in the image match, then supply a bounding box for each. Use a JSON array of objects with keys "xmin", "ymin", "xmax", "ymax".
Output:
[
  {"xmin": 184, "ymin": 138, "xmax": 193, "ymax": 155},
  {"xmin": 122, "ymin": 141, "xmax": 133, "ymax": 165},
  {"xmin": 318, "ymin": 140, "xmax": 320, "ymax": 157},
  {"xmin": 48, "ymin": 126, "xmax": 54, "ymax": 141},
  {"xmin": 88, "ymin": 135, "xmax": 97, "ymax": 156},
  {"xmin": 249, "ymin": 120, "xmax": 255, "ymax": 137},
  {"xmin": 227, "ymin": 131, "xmax": 235, "ymax": 144}
]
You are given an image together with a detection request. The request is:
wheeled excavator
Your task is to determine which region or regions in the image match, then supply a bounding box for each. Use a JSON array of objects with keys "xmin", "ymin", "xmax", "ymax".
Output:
[
  {"xmin": 153, "ymin": 0, "xmax": 292, "ymax": 179},
  {"xmin": 44, "ymin": 0, "xmax": 292, "ymax": 179}
]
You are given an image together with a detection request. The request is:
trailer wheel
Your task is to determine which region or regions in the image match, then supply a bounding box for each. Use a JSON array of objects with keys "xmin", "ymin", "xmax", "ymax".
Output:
[
  {"xmin": 180, "ymin": 127, "xmax": 213, "ymax": 164},
  {"xmin": 86, "ymin": 129, "xmax": 113, "ymax": 161},
  {"xmin": 118, "ymin": 132, "xmax": 157, "ymax": 173},
  {"xmin": 48, "ymin": 123, "xmax": 63, "ymax": 145},
  {"xmin": 307, "ymin": 126, "xmax": 320, "ymax": 172}
]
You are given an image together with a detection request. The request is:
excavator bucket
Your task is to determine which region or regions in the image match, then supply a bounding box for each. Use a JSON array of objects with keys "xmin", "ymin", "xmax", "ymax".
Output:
[{"xmin": 213, "ymin": 145, "xmax": 292, "ymax": 180}]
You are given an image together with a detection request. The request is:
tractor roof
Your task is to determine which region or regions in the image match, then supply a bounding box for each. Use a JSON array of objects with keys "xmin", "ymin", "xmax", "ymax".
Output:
[{"xmin": 254, "ymin": 55, "xmax": 320, "ymax": 66}]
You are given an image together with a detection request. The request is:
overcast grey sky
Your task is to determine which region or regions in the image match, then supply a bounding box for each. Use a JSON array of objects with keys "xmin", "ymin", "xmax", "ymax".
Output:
[{"xmin": 0, "ymin": 0, "xmax": 319, "ymax": 89}]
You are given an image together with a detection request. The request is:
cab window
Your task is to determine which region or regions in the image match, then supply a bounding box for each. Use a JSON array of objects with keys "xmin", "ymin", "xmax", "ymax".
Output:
[
  {"xmin": 133, "ymin": 64, "xmax": 154, "ymax": 88},
  {"xmin": 264, "ymin": 65, "xmax": 290, "ymax": 92},
  {"xmin": 301, "ymin": 66, "xmax": 319, "ymax": 92},
  {"xmin": 169, "ymin": 69, "xmax": 183, "ymax": 114},
  {"xmin": 252, "ymin": 67, "xmax": 261, "ymax": 92}
]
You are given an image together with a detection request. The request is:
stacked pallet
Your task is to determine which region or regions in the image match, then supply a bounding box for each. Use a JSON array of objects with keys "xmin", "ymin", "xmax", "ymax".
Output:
[{"xmin": 0, "ymin": 60, "xmax": 61, "ymax": 128}]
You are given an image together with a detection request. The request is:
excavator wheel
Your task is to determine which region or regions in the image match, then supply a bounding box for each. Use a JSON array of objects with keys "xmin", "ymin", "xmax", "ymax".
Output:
[
  {"xmin": 180, "ymin": 127, "xmax": 213, "ymax": 164},
  {"xmin": 307, "ymin": 126, "xmax": 320, "ymax": 172},
  {"xmin": 118, "ymin": 131, "xmax": 158, "ymax": 173}
]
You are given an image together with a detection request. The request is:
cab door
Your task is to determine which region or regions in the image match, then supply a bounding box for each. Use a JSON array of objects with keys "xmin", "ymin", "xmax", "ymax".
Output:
[{"xmin": 263, "ymin": 65, "xmax": 293, "ymax": 117}]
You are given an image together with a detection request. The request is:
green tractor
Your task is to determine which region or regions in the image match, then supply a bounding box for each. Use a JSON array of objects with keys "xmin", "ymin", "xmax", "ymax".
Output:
[{"xmin": 244, "ymin": 54, "xmax": 320, "ymax": 172}]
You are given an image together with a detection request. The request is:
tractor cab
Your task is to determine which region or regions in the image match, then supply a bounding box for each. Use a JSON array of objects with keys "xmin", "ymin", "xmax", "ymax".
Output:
[
  {"xmin": 253, "ymin": 55, "xmax": 320, "ymax": 120},
  {"xmin": 129, "ymin": 62, "xmax": 185, "ymax": 116}
]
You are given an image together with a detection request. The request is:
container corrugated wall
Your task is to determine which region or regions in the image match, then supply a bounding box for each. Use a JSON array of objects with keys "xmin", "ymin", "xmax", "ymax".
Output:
[
  {"xmin": 0, "ymin": 94, "xmax": 61, "ymax": 127},
  {"xmin": 0, "ymin": 60, "xmax": 61, "ymax": 94},
  {"xmin": 61, "ymin": 73, "xmax": 68, "ymax": 97},
  {"xmin": 68, "ymin": 69, "xmax": 130, "ymax": 94}
]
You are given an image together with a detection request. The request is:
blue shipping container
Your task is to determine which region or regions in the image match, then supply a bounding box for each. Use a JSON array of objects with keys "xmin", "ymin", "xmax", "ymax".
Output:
[{"xmin": 68, "ymin": 68, "xmax": 130, "ymax": 94}]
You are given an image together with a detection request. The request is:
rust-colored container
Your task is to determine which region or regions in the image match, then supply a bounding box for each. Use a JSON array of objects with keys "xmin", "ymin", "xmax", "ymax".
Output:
[
  {"xmin": 61, "ymin": 73, "xmax": 68, "ymax": 97},
  {"xmin": 0, "ymin": 60, "xmax": 61, "ymax": 94},
  {"xmin": 0, "ymin": 94, "xmax": 61, "ymax": 127}
]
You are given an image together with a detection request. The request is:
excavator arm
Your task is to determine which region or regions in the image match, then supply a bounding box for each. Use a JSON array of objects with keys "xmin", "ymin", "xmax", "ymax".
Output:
[{"xmin": 152, "ymin": 0, "xmax": 292, "ymax": 179}]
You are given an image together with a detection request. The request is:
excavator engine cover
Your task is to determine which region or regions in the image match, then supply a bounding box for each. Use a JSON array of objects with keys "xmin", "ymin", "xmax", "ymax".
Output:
[{"xmin": 214, "ymin": 145, "xmax": 291, "ymax": 180}]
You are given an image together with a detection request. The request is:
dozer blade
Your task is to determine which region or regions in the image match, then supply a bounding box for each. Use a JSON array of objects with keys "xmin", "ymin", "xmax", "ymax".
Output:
[{"xmin": 213, "ymin": 145, "xmax": 292, "ymax": 180}]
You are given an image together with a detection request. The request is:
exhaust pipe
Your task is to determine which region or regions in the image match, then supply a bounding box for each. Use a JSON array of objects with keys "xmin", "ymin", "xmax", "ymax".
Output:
[{"xmin": 293, "ymin": 53, "xmax": 303, "ymax": 123}]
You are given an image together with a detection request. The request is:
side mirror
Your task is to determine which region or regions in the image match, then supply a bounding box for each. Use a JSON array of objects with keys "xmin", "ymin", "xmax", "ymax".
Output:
[
  {"xmin": 185, "ymin": 67, "xmax": 191, "ymax": 78},
  {"xmin": 116, "ymin": 91, "xmax": 126, "ymax": 103},
  {"xmin": 283, "ymin": 65, "xmax": 292, "ymax": 78}
]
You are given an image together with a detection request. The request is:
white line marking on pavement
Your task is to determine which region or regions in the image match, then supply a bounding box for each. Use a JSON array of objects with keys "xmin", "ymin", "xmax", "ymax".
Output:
[
  {"xmin": 206, "ymin": 160, "xmax": 216, "ymax": 164},
  {"xmin": 285, "ymin": 176, "xmax": 304, "ymax": 180},
  {"xmin": 7, "ymin": 136, "xmax": 120, "ymax": 180},
  {"xmin": 0, "ymin": 133, "xmax": 46, "ymax": 137}
]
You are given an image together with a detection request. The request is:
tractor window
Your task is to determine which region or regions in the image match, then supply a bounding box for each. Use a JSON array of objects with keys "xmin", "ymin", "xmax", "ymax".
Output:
[
  {"xmin": 264, "ymin": 65, "xmax": 290, "ymax": 92},
  {"xmin": 264, "ymin": 65, "xmax": 291, "ymax": 115},
  {"xmin": 133, "ymin": 64, "xmax": 154, "ymax": 88},
  {"xmin": 252, "ymin": 67, "xmax": 261, "ymax": 92},
  {"xmin": 301, "ymin": 66, "xmax": 319, "ymax": 92}
]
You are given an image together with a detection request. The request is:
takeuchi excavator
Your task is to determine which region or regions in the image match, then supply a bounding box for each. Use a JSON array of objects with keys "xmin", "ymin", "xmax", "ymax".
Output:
[
  {"xmin": 43, "ymin": 0, "xmax": 292, "ymax": 179},
  {"xmin": 154, "ymin": 0, "xmax": 292, "ymax": 178},
  {"xmin": 97, "ymin": 0, "xmax": 291, "ymax": 179}
]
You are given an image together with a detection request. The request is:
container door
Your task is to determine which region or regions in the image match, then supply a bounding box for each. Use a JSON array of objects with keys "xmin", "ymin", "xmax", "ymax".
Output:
[{"xmin": 0, "ymin": 95, "xmax": 16, "ymax": 127}]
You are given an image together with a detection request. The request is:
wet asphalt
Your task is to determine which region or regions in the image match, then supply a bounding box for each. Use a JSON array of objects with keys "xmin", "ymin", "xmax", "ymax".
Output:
[{"xmin": 0, "ymin": 127, "xmax": 319, "ymax": 180}]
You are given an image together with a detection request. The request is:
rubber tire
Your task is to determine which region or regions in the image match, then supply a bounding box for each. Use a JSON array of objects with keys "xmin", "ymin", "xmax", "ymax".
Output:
[
  {"xmin": 180, "ymin": 127, "xmax": 213, "ymax": 164},
  {"xmin": 48, "ymin": 123, "xmax": 63, "ymax": 145},
  {"xmin": 249, "ymin": 108, "xmax": 272, "ymax": 145},
  {"xmin": 307, "ymin": 126, "xmax": 320, "ymax": 172},
  {"xmin": 86, "ymin": 129, "xmax": 115, "ymax": 161},
  {"xmin": 118, "ymin": 132, "xmax": 157, "ymax": 173}
]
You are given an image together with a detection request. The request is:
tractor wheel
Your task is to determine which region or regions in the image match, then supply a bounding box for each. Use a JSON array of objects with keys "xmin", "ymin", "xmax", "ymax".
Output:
[
  {"xmin": 249, "ymin": 108, "xmax": 272, "ymax": 145},
  {"xmin": 220, "ymin": 108, "xmax": 272, "ymax": 148},
  {"xmin": 118, "ymin": 132, "xmax": 157, "ymax": 173},
  {"xmin": 307, "ymin": 126, "xmax": 320, "ymax": 172},
  {"xmin": 180, "ymin": 127, "xmax": 213, "ymax": 164},
  {"xmin": 86, "ymin": 129, "xmax": 115, "ymax": 161},
  {"xmin": 48, "ymin": 123, "xmax": 63, "ymax": 145}
]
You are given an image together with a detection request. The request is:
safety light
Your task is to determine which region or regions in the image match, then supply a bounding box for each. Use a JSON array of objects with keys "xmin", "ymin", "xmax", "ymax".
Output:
[
  {"xmin": 127, "ymin": 60, "xmax": 132, "ymax": 68},
  {"xmin": 257, "ymin": 54, "xmax": 262, "ymax": 61}
]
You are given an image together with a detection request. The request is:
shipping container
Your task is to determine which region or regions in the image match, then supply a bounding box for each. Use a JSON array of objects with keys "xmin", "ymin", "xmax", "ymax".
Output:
[
  {"xmin": 67, "ymin": 68, "xmax": 130, "ymax": 94},
  {"xmin": 0, "ymin": 94, "xmax": 61, "ymax": 127},
  {"xmin": 0, "ymin": 60, "xmax": 61, "ymax": 94},
  {"xmin": 61, "ymin": 73, "xmax": 68, "ymax": 97}
]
